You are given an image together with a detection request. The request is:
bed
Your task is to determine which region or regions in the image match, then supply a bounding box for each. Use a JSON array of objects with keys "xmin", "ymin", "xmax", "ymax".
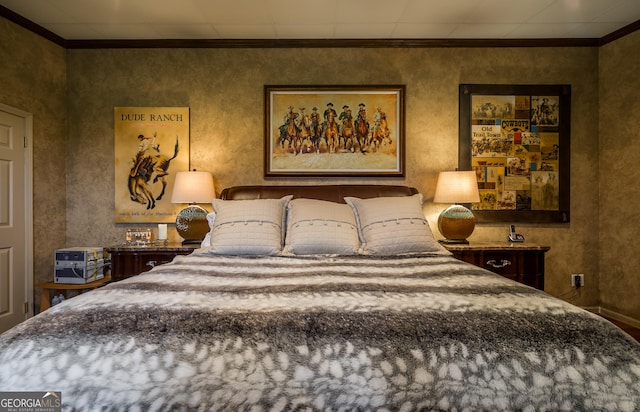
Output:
[{"xmin": 1, "ymin": 184, "xmax": 639, "ymax": 411}]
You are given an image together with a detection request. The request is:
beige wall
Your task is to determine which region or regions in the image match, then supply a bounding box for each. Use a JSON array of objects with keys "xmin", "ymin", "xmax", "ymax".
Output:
[
  {"xmin": 599, "ymin": 30, "xmax": 640, "ymax": 319},
  {"xmin": 64, "ymin": 46, "xmax": 601, "ymax": 309},
  {"xmin": 0, "ymin": 18, "xmax": 67, "ymax": 294},
  {"xmin": 4, "ymin": 13, "xmax": 637, "ymax": 320}
]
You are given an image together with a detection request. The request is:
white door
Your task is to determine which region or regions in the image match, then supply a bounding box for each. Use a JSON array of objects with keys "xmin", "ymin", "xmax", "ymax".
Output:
[{"xmin": 0, "ymin": 105, "xmax": 33, "ymax": 334}]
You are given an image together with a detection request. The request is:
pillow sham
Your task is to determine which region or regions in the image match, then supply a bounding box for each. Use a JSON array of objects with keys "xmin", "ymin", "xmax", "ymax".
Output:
[
  {"xmin": 344, "ymin": 194, "xmax": 445, "ymax": 255},
  {"xmin": 283, "ymin": 198, "xmax": 360, "ymax": 255},
  {"xmin": 206, "ymin": 196, "xmax": 292, "ymax": 255},
  {"xmin": 199, "ymin": 212, "xmax": 217, "ymax": 247}
]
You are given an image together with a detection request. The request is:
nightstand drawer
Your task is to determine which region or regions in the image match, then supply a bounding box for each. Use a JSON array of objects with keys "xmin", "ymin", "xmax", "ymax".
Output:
[
  {"xmin": 443, "ymin": 243, "xmax": 549, "ymax": 290},
  {"xmin": 107, "ymin": 244, "xmax": 198, "ymax": 281},
  {"xmin": 481, "ymin": 252, "xmax": 518, "ymax": 275},
  {"xmin": 115, "ymin": 252, "xmax": 176, "ymax": 275}
]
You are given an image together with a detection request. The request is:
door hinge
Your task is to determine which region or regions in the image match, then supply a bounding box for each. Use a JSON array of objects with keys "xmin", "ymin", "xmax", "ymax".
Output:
[
  {"xmin": 24, "ymin": 302, "xmax": 29, "ymax": 313},
  {"xmin": 24, "ymin": 136, "xmax": 27, "ymax": 148}
]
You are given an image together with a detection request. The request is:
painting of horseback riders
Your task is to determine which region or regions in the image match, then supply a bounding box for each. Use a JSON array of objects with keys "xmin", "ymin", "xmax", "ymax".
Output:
[
  {"xmin": 114, "ymin": 107, "xmax": 190, "ymax": 223},
  {"xmin": 265, "ymin": 86, "xmax": 404, "ymax": 176}
]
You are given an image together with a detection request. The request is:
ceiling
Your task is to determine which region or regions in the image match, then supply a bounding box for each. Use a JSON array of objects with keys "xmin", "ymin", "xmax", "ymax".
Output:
[{"xmin": 1, "ymin": 0, "xmax": 640, "ymax": 41}]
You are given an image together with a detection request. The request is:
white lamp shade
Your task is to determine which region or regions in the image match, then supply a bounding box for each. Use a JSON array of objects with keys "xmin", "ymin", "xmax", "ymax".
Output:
[
  {"xmin": 171, "ymin": 171, "xmax": 215, "ymax": 204},
  {"xmin": 433, "ymin": 171, "xmax": 480, "ymax": 204}
]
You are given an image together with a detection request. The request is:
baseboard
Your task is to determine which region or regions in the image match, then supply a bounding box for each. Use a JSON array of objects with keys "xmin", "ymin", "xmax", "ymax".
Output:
[{"xmin": 584, "ymin": 306, "xmax": 640, "ymax": 329}]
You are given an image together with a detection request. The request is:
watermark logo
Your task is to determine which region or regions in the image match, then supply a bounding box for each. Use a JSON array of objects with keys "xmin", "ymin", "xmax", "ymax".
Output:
[{"xmin": 0, "ymin": 392, "xmax": 61, "ymax": 412}]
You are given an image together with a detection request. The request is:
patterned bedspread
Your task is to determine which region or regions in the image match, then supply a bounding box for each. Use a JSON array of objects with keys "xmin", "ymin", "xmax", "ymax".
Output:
[{"xmin": 1, "ymin": 252, "xmax": 639, "ymax": 411}]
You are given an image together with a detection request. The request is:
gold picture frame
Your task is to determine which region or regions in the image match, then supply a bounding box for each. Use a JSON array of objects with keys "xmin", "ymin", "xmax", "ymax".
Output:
[{"xmin": 264, "ymin": 85, "xmax": 405, "ymax": 177}]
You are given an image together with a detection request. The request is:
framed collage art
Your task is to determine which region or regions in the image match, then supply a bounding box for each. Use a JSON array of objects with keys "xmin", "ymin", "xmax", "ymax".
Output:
[{"xmin": 459, "ymin": 84, "xmax": 571, "ymax": 223}]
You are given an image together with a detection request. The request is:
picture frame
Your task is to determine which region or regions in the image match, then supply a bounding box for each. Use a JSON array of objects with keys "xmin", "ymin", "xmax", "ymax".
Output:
[
  {"xmin": 264, "ymin": 85, "xmax": 405, "ymax": 177},
  {"xmin": 114, "ymin": 106, "xmax": 190, "ymax": 223},
  {"xmin": 459, "ymin": 84, "xmax": 571, "ymax": 223}
]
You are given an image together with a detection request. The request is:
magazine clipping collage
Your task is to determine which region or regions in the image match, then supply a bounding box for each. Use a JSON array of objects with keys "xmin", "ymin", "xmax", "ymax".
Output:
[{"xmin": 470, "ymin": 94, "xmax": 560, "ymax": 212}]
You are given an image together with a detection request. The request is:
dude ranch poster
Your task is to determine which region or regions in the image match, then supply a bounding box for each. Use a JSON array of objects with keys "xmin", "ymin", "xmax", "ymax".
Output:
[{"xmin": 114, "ymin": 107, "xmax": 189, "ymax": 223}]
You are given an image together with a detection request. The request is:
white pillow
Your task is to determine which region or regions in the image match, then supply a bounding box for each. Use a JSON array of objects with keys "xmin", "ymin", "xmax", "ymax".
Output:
[
  {"xmin": 200, "ymin": 232, "xmax": 210, "ymax": 247},
  {"xmin": 344, "ymin": 194, "xmax": 444, "ymax": 255},
  {"xmin": 199, "ymin": 212, "xmax": 217, "ymax": 247},
  {"xmin": 206, "ymin": 196, "xmax": 292, "ymax": 255},
  {"xmin": 206, "ymin": 211, "xmax": 216, "ymax": 229},
  {"xmin": 284, "ymin": 198, "xmax": 360, "ymax": 255}
]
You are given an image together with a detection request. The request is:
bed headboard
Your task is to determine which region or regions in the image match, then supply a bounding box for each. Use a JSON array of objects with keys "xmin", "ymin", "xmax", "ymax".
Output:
[{"xmin": 219, "ymin": 185, "xmax": 419, "ymax": 203}]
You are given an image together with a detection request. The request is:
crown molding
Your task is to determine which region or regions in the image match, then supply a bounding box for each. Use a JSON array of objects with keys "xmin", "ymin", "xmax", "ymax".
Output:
[
  {"xmin": 599, "ymin": 19, "xmax": 640, "ymax": 45},
  {"xmin": 62, "ymin": 37, "xmax": 600, "ymax": 49},
  {"xmin": 1, "ymin": 4, "xmax": 637, "ymax": 50},
  {"xmin": 0, "ymin": 4, "xmax": 65, "ymax": 47}
]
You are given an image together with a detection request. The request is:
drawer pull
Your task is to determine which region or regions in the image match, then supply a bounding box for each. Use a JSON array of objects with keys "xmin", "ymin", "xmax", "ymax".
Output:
[
  {"xmin": 146, "ymin": 260, "xmax": 157, "ymax": 268},
  {"xmin": 486, "ymin": 259, "xmax": 511, "ymax": 268}
]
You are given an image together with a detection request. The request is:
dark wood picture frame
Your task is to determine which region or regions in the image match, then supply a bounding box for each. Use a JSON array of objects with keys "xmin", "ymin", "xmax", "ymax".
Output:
[
  {"xmin": 459, "ymin": 84, "xmax": 571, "ymax": 223},
  {"xmin": 264, "ymin": 85, "xmax": 405, "ymax": 177}
]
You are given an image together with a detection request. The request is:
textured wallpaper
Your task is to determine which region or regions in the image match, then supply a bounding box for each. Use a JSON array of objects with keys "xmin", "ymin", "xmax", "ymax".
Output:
[
  {"xmin": 0, "ymin": 18, "xmax": 67, "ymax": 306},
  {"xmin": 598, "ymin": 30, "xmax": 640, "ymax": 318},
  {"xmin": 6, "ymin": 12, "xmax": 637, "ymax": 319},
  {"xmin": 64, "ymin": 46, "xmax": 601, "ymax": 308}
]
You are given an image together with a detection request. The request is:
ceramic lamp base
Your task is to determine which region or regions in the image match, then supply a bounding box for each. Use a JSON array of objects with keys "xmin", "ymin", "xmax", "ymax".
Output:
[
  {"xmin": 175, "ymin": 204, "xmax": 210, "ymax": 245},
  {"xmin": 437, "ymin": 204, "xmax": 476, "ymax": 243}
]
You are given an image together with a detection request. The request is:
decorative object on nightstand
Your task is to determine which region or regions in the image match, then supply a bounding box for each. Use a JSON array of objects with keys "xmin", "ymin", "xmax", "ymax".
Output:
[
  {"xmin": 125, "ymin": 228, "xmax": 152, "ymax": 245},
  {"xmin": 171, "ymin": 170, "xmax": 215, "ymax": 245},
  {"xmin": 433, "ymin": 170, "xmax": 480, "ymax": 244},
  {"xmin": 156, "ymin": 223, "xmax": 168, "ymax": 245}
]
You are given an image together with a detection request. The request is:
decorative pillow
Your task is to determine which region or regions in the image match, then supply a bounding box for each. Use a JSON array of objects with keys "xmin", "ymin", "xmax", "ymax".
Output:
[
  {"xmin": 206, "ymin": 196, "xmax": 292, "ymax": 255},
  {"xmin": 199, "ymin": 212, "xmax": 217, "ymax": 247},
  {"xmin": 206, "ymin": 211, "xmax": 216, "ymax": 229},
  {"xmin": 283, "ymin": 198, "xmax": 360, "ymax": 255},
  {"xmin": 344, "ymin": 194, "xmax": 445, "ymax": 255},
  {"xmin": 200, "ymin": 232, "xmax": 211, "ymax": 247}
]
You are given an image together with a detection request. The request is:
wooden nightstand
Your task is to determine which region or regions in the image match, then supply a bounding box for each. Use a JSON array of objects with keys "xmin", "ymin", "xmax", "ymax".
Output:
[
  {"xmin": 442, "ymin": 242, "xmax": 550, "ymax": 290},
  {"xmin": 36, "ymin": 275, "xmax": 112, "ymax": 312},
  {"xmin": 106, "ymin": 243, "xmax": 199, "ymax": 281}
]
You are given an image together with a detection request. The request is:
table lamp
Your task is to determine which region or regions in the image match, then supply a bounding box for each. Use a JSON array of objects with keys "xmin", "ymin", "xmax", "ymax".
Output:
[
  {"xmin": 170, "ymin": 170, "xmax": 215, "ymax": 244},
  {"xmin": 433, "ymin": 170, "xmax": 480, "ymax": 244}
]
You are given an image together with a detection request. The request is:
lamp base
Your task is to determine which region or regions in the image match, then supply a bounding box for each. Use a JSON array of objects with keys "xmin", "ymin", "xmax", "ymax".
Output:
[
  {"xmin": 437, "ymin": 204, "xmax": 476, "ymax": 243},
  {"xmin": 181, "ymin": 239, "xmax": 204, "ymax": 246},
  {"xmin": 438, "ymin": 238, "xmax": 470, "ymax": 245},
  {"xmin": 175, "ymin": 204, "xmax": 210, "ymax": 245}
]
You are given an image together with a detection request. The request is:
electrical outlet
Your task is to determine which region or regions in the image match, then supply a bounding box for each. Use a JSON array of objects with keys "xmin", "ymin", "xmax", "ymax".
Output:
[{"xmin": 571, "ymin": 273, "xmax": 584, "ymax": 288}]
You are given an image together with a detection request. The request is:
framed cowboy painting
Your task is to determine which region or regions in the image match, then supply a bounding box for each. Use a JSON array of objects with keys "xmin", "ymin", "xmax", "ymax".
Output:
[{"xmin": 264, "ymin": 85, "xmax": 405, "ymax": 177}]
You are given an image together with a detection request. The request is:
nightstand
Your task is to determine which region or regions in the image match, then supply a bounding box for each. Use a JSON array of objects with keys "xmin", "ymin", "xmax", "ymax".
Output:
[
  {"xmin": 106, "ymin": 243, "xmax": 199, "ymax": 281},
  {"xmin": 36, "ymin": 275, "xmax": 112, "ymax": 312},
  {"xmin": 442, "ymin": 242, "xmax": 550, "ymax": 290}
]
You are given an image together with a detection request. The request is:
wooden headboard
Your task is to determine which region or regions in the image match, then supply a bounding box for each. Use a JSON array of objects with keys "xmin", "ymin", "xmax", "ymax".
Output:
[{"xmin": 219, "ymin": 185, "xmax": 418, "ymax": 203}]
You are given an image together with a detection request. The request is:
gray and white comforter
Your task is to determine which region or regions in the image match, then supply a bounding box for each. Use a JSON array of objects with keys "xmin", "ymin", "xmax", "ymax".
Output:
[{"xmin": 1, "ymin": 252, "xmax": 639, "ymax": 411}]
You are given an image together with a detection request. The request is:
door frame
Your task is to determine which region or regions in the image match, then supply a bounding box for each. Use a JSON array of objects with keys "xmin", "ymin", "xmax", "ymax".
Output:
[{"xmin": 0, "ymin": 103, "xmax": 34, "ymax": 318}]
